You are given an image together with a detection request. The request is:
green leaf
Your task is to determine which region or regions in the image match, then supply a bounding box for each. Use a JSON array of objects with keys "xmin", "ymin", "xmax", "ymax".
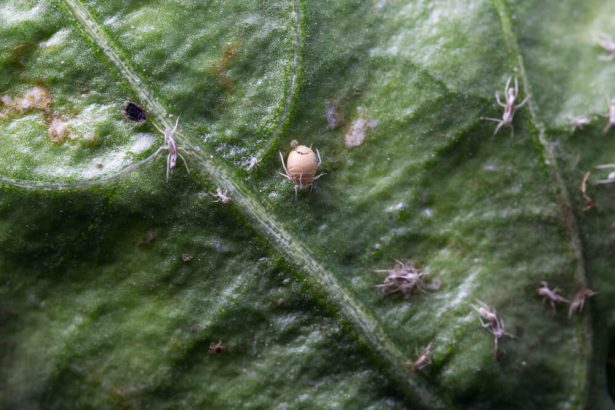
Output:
[{"xmin": 1, "ymin": 0, "xmax": 614, "ymax": 408}]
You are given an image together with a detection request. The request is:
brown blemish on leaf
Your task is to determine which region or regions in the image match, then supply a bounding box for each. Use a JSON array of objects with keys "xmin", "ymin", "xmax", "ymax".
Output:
[
  {"xmin": 213, "ymin": 41, "xmax": 240, "ymax": 91},
  {"xmin": 2, "ymin": 85, "xmax": 51, "ymax": 112},
  {"xmin": 137, "ymin": 230, "xmax": 157, "ymax": 247},
  {"xmin": 344, "ymin": 107, "xmax": 377, "ymax": 148},
  {"xmin": 47, "ymin": 117, "xmax": 72, "ymax": 143},
  {"xmin": 325, "ymin": 97, "xmax": 345, "ymax": 129}
]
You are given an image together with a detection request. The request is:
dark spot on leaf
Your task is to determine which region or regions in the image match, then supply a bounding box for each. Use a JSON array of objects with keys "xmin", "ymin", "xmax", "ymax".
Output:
[
  {"xmin": 137, "ymin": 230, "xmax": 156, "ymax": 247},
  {"xmin": 123, "ymin": 101, "xmax": 147, "ymax": 122}
]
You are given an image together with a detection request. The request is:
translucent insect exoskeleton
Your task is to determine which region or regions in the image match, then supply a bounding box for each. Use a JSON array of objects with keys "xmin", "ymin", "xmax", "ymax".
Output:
[
  {"xmin": 568, "ymin": 288, "xmax": 597, "ymax": 318},
  {"xmin": 279, "ymin": 140, "xmax": 324, "ymax": 198},
  {"xmin": 571, "ymin": 115, "xmax": 591, "ymax": 132},
  {"xmin": 536, "ymin": 281, "xmax": 569, "ymax": 312},
  {"xmin": 481, "ymin": 77, "xmax": 530, "ymax": 137},
  {"xmin": 410, "ymin": 342, "xmax": 433, "ymax": 372},
  {"xmin": 472, "ymin": 301, "xmax": 514, "ymax": 355},
  {"xmin": 209, "ymin": 341, "xmax": 224, "ymax": 354},
  {"xmin": 154, "ymin": 118, "xmax": 189, "ymax": 181}
]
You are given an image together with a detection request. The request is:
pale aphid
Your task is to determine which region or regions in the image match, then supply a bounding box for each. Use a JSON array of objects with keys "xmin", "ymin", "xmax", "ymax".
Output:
[
  {"xmin": 536, "ymin": 281, "xmax": 569, "ymax": 312},
  {"xmin": 481, "ymin": 76, "xmax": 530, "ymax": 137},
  {"xmin": 571, "ymin": 115, "xmax": 591, "ymax": 131},
  {"xmin": 154, "ymin": 118, "xmax": 189, "ymax": 181},
  {"xmin": 472, "ymin": 300, "xmax": 514, "ymax": 355},
  {"xmin": 279, "ymin": 140, "xmax": 324, "ymax": 198},
  {"xmin": 410, "ymin": 342, "xmax": 433, "ymax": 372},
  {"xmin": 210, "ymin": 187, "xmax": 230, "ymax": 203},
  {"xmin": 568, "ymin": 288, "xmax": 597, "ymax": 318}
]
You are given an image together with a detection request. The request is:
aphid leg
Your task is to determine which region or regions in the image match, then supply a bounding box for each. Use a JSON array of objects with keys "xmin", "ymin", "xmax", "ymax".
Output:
[
  {"xmin": 316, "ymin": 148, "xmax": 322, "ymax": 166},
  {"xmin": 294, "ymin": 184, "xmax": 298, "ymax": 201},
  {"xmin": 278, "ymin": 151, "xmax": 290, "ymax": 176},
  {"xmin": 166, "ymin": 153, "xmax": 171, "ymax": 182},
  {"xmin": 496, "ymin": 91, "xmax": 505, "ymax": 108},
  {"xmin": 177, "ymin": 153, "xmax": 190, "ymax": 173},
  {"xmin": 513, "ymin": 77, "xmax": 518, "ymax": 97},
  {"xmin": 510, "ymin": 124, "xmax": 515, "ymax": 139},
  {"xmin": 516, "ymin": 95, "xmax": 530, "ymax": 109},
  {"xmin": 603, "ymin": 122, "xmax": 612, "ymax": 135},
  {"xmin": 313, "ymin": 172, "xmax": 326, "ymax": 182}
]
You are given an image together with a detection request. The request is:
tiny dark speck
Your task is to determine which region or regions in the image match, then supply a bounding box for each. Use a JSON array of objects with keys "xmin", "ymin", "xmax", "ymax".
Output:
[{"xmin": 123, "ymin": 101, "xmax": 147, "ymax": 122}]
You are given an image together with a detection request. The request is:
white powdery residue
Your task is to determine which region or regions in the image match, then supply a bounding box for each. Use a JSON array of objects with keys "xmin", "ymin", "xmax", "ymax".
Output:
[
  {"xmin": 127, "ymin": 133, "xmax": 156, "ymax": 155},
  {"xmin": 434, "ymin": 269, "xmax": 479, "ymax": 318},
  {"xmin": 344, "ymin": 107, "xmax": 377, "ymax": 148},
  {"xmin": 385, "ymin": 202, "xmax": 406, "ymax": 213},
  {"xmin": 0, "ymin": 3, "xmax": 43, "ymax": 25},
  {"xmin": 41, "ymin": 28, "xmax": 70, "ymax": 47}
]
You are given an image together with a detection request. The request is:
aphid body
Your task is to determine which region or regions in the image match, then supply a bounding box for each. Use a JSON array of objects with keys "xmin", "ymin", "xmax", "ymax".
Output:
[
  {"xmin": 537, "ymin": 281, "xmax": 569, "ymax": 311},
  {"xmin": 481, "ymin": 77, "xmax": 529, "ymax": 137},
  {"xmin": 571, "ymin": 115, "xmax": 591, "ymax": 131},
  {"xmin": 374, "ymin": 259, "xmax": 426, "ymax": 298},
  {"xmin": 410, "ymin": 342, "xmax": 433, "ymax": 372},
  {"xmin": 210, "ymin": 187, "xmax": 230, "ymax": 203},
  {"xmin": 472, "ymin": 301, "xmax": 513, "ymax": 354},
  {"xmin": 568, "ymin": 288, "xmax": 597, "ymax": 318},
  {"xmin": 154, "ymin": 118, "xmax": 189, "ymax": 181},
  {"xmin": 279, "ymin": 140, "xmax": 323, "ymax": 197}
]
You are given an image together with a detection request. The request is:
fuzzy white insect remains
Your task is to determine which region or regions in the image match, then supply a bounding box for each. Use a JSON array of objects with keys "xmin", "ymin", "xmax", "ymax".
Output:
[
  {"xmin": 481, "ymin": 77, "xmax": 529, "ymax": 137},
  {"xmin": 595, "ymin": 164, "xmax": 615, "ymax": 184},
  {"xmin": 210, "ymin": 187, "xmax": 230, "ymax": 203},
  {"xmin": 604, "ymin": 100, "xmax": 615, "ymax": 134},
  {"xmin": 472, "ymin": 301, "xmax": 513, "ymax": 354},
  {"xmin": 154, "ymin": 118, "xmax": 189, "ymax": 181},
  {"xmin": 568, "ymin": 288, "xmax": 597, "ymax": 318},
  {"xmin": 571, "ymin": 115, "xmax": 591, "ymax": 131},
  {"xmin": 374, "ymin": 260, "xmax": 427, "ymax": 298},
  {"xmin": 537, "ymin": 281, "xmax": 569, "ymax": 312},
  {"xmin": 245, "ymin": 156, "xmax": 259, "ymax": 172},
  {"xmin": 410, "ymin": 342, "xmax": 433, "ymax": 372}
]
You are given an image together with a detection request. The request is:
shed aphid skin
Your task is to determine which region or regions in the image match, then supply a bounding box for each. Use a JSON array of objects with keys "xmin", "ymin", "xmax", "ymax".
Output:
[
  {"xmin": 210, "ymin": 187, "xmax": 230, "ymax": 203},
  {"xmin": 410, "ymin": 342, "xmax": 433, "ymax": 372},
  {"xmin": 374, "ymin": 259, "xmax": 427, "ymax": 298},
  {"xmin": 209, "ymin": 341, "xmax": 224, "ymax": 354},
  {"xmin": 536, "ymin": 281, "xmax": 569, "ymax": 312},
  {"xmin": 571, "ymin": 115, "xmax": 591, "ymax": 132},
  {"xmin": 603, "ymin": 100, "xmax": 615, "ymax": 134},
  {"xmin": 472, "ymin": 301, "xmax": 514, "ymax": 355},
  {"xmin": 481, "ymin": 77, "xmax": 529, "ymax": 137},
  {"xmin": 279, "ymin": 140, "xmax": 324, "ymax": 198},
  {"xmin": 154, "ymin": 118, "xmax": 189, "ymax": 181},
  {"xmin": 245, "ymin": 156, "xmax": 259, "ymax": 172},
  {"xmin": 595, "ymin": 164, "xmax": 615, "ymax": 184},
  {"xmin": 568, "ymin": 288, "xmax": 597, "ymax": 318}
]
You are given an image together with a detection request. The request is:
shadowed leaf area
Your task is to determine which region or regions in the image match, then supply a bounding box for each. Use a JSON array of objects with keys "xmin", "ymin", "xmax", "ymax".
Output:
[{"xmin": 1, "ymin": 0, "xmax": 614, "ymax": 409}]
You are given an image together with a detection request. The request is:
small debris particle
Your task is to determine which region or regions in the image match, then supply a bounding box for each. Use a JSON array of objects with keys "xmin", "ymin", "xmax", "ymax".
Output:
[
  {"xmin": 96, "ymin": 162, "xmax": 104, "ymax": 169},
  {"xmin": 123, "ymin": 101, "xmax": 147, "ymax": 122},
  {"xmin": 137, "ymin": 230, "xmax": 157, "ymax": 247},
  {"xmin": 47, "ymin": 118, "xmax": 71, "ymax": 143},
  {"xmin": 568, "ymin": 288, "xmax": 597, "ymax": 318},
  {"xmin": 181, "ymin": 253, "xmax": 193, "ymax": 263},
  {"xmin": 344, "ymin": 107, "xmax": 376, "ymax": 148},
  {"xmin": 209, "ymin": 341, "xmax": 224, "ymax": 354},
  {"xmin": 324, "ymin": 97, "xmax": 345, "ymax": 129}
]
